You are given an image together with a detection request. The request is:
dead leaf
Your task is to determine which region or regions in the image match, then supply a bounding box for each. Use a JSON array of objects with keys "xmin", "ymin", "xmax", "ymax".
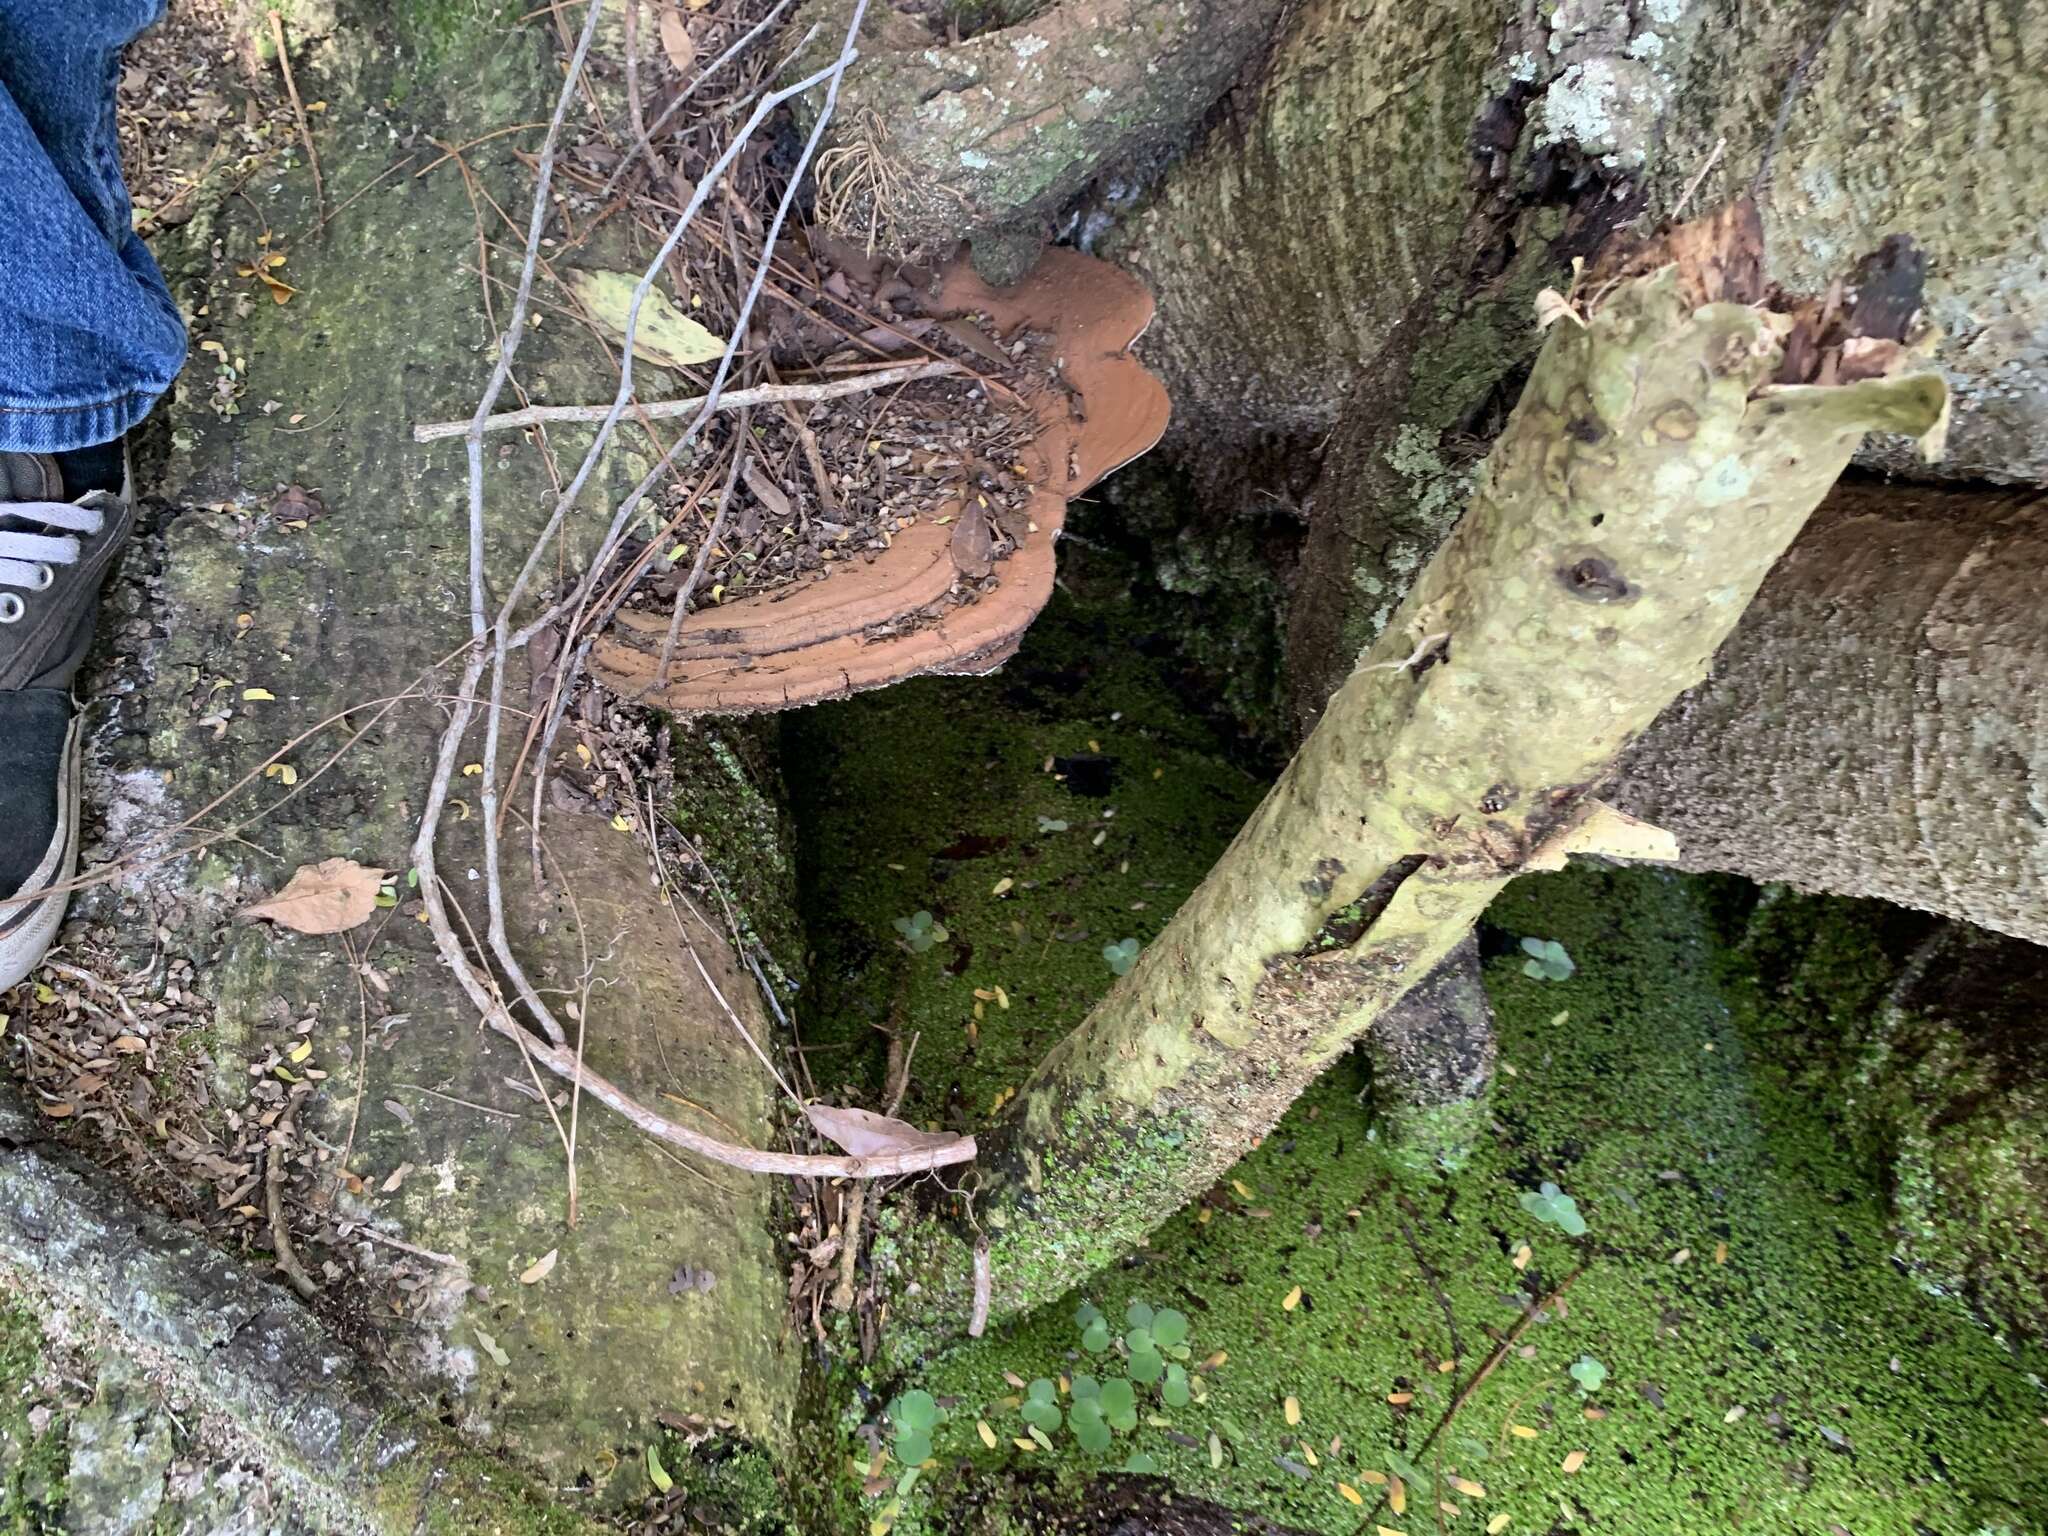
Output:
[
  {"xmin": 742, "ymin": 461, "xmax": 793, "ymax": 521},
  {"xmin": 657, "ymin": 5, "xmax": 695, "ymax": 73},
  {"xmin": 565, "ymin": 268, "xmax": 729, "ymax": 371},
  {"xmin": 269, "ymin": 484, "xmax": 325, "ymax": 524},
  {"xmin": 239, "ymin": 857, "xmax": 387, "ymax": 935},
  {"xmin": 520, "ymin": 1248, "xmax": 558, "ymax": 1284},
  {"xmin": 951, "ymin": 506, "xmax": 995, "ymax": 579},
  {"xmin": 804, "ymin": 1103, "xmax": 966, "ymax": 1160}
]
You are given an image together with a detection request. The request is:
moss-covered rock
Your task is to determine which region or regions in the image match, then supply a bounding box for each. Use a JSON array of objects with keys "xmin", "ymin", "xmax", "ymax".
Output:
[
  {"xmin": 84, "ymin": 0, "xmax": 799, "ymax": 1489},
  {"xmin": 1726, "ymin": 887, "xmax": 2048, "ymax": 1355}
]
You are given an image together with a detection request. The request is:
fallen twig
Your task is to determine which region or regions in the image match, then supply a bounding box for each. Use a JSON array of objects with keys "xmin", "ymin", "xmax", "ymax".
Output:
[
  {"xmin": 265, "ymin": 1090, "xmax": 320, "ymax": 1301},
  {"xmin": 266, "ymin": 9, "xmax": 326, "ymax": 222},
  {"xmin": 410, "ymin": 360, "xmax": 963, "ymax": 442}
]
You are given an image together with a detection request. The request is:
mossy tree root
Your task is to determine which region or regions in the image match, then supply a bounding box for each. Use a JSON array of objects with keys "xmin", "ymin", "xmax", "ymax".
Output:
[{"xmin": 890, "ymin": 209, "xmax": 1949, "ymax": 1338}]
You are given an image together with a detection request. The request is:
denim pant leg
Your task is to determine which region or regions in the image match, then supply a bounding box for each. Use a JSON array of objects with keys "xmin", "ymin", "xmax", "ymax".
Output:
[{"xmin": 0, "ymin": 0, "xmax": 188, "ymax": 454}]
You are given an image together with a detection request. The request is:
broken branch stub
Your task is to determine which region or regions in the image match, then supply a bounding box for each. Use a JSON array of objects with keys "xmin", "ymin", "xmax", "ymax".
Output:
[{"xmin": 589, "ymin": 244, "xmax": 1168, "ymax": 711}]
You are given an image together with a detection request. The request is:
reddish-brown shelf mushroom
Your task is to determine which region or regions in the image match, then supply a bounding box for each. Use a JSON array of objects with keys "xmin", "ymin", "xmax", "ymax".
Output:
[{"xmin": 590, "ymin": 245, "xmax": 1168, "ymax": 713}]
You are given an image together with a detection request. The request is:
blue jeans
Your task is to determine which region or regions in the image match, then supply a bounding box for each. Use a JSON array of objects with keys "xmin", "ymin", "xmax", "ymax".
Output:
[{"xmin": 0, "ymin": 0, "xmax": 186, "ymax": 454}]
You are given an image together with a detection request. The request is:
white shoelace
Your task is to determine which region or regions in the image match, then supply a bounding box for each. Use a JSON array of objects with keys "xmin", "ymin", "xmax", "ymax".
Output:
[{"xmin": 0, "ymin": 499, "xmax": 105, "ymax": 622}]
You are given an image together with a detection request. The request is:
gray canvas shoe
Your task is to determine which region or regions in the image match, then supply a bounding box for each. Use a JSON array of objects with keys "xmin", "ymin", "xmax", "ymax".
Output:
[{"xmin": 0, "ymin": 449, "xmax": 134, "ymax": 991}]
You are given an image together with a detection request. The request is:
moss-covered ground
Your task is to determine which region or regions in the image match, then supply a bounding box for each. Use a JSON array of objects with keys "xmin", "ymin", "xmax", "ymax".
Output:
[
  {"xmin": 787, "ymin": 596, "xmax": 2048, "ymax": 1536},
  {"xmin": 0, "ymin": 1298, "xmax": 66, "ymax": 1533}
]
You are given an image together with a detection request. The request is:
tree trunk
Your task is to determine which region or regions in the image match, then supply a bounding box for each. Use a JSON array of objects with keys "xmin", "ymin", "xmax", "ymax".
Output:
[
  {"xmin": 1092, "ymin": 0, "xmax": 2048, "ymax": 931},
  {"xmin": 1611, "ymin": 484, "xmax": 2048, "ymax": 947},
  {"xmin": 790, "ymin": 0, "xmax": 1288, "ymax": 283},
  {"xmin": 884, "ymin": 214, "xmax": 1946, "ymax": 1340}
]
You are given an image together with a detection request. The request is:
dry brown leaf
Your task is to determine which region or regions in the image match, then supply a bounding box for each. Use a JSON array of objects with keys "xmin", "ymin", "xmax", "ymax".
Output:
[
  {"xmin": 239, "ymin": 857, "xmax": 386, "ymax": 935},
  {"xmin": 520, "ymin": 1248, "xmax": 558, "ymax": 1284},
  {"xmin": 658, "ymin": 3, "xmax": 696, "ymax": 71},
  {"xmin": 805, "ymin": 1103, "xmax": 966, "ymax": 1160}
]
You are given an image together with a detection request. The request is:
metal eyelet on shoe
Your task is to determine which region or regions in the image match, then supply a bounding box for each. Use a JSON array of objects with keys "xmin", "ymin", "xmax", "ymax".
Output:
[
  {"xmin": 0, "ymin": 594, "xmax": 22, "ymax": 624},
  {"xmin": 31, "ymin": 563, "xmax": 54, "ymax": 591}
]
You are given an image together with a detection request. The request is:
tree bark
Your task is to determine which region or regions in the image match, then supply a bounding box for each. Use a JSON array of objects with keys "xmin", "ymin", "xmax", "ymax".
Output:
[
  {"xmin": 885, "ymin": 217, "xmax": 1946, "ymax": 1339},
  {"xmin": 1086, "ymin": 0, "xmax": 2048, "ymax": 736},
  {"xmin": 1612, "ymin": 484, "xmax": 2048, "ymax": 947},
  {"xmin": 791, "ymin": 0, "xmax": 1288, "ymax": 282}
]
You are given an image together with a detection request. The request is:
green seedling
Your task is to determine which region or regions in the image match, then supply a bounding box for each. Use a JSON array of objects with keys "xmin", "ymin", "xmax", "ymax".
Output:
[
  {"xmin": 1520, "ymin": 936, "xmax": 1575, "ymax": 980},
  {"xmin": 894, "ymin": 910, "xmax": 949, "ymax": 954},
  {"xmin": 1519, "ymin": 1179, "xmax": 1589, "ymax": 1236}
]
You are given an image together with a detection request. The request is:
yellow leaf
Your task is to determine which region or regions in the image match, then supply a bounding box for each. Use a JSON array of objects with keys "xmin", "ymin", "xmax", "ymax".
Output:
[
  {"xmin": 519, "ymin": 1248, "xmax": 558, "ymax": 1284},
  {"xmin": 1282, "ymin": 1285, "xmax": 1302, "ymax": 1312},
  {"xmin": 1283, "ymin": 1396, "xmax": 1300, "ymax": 1426},
  {"xmin": 1300, "ymin": 1441, "xmax": 1318, "ymax": 1467},
  {"xmin": 1231, "ymin": 1179, "xmax": 1253, "ymax": 1198},
  {"xmin": 1377, "ymin": 1528, "xmax": 1407, "ymax": 1536},
  {"xmin": 1487, "ymin": 1516, "xmax": 1512, "ymax": 1535},
  {"xmin": 1390, "ymin": 1475, "xmax": 1407, "ymax": 1515},
  {"xmin": 462, "ymin": 763, "xmax": 483, "ymax": 776},
  {"xmin": 1561, "ymin": 1449, "xmax": 1587, "ymax": 1475},
  {"xmin": 242, "ymin": 686, "xmax": 275, "ymax": 701},
  {"xmin": 993, "ymin": 986, "xmax": 1009, "ymax": 1010},
  {"xmin": 1197, "ymin": 1206, "xmax": 1213, "ymax": 1225},
  {"xmin": 1361, "ymin": 1469, "xmax": 1388, "ymax": 1485},
  {"xmin": 1387, "ymin": 1392, "xmax": 1413, "ymax": 1405},
  {"xmin": 611, "ymin": 814, "xmax": 632, "ymax": 832},
  {"xmin": 1336, "ymin": 1484, "xmax": 1363, "ymax": 1506},
  {"xmin": 977, "ymin": 1420, "xmax": 997, "ymax": 1449},
  {"xmin": 1208, "ymin": 1432, "xmax": 1223, "ymax": 1469},
  {"xmin": 991, "ymin": 877, "xmax": 1013, "ymax": 897},
  {"xmin": 565, "ymin": 268, "xmax": 730, "ymax": 370},
  {"xmin": 1510, "ymin": 1424, "xmax": 1539, "ymax": 1439},
  {"xmin": 1714, "ymin": 1240, "xmax": 1729, "ymax": 1264},
  {"xmin": 1013, "ymin": 1438, "xmax": 1036, "ymax": 1453},
  {"xmin": 264, "ymin": 762, "xmax": 298, "ymax": 786},
  {"xmin": 1450, "ymin": 1477, "xmax": 1486, "ymax": 1498},
  {"xmin": 870, "ymin": 1521, "xmax": 890, "ymax": 1536},
  {"xmin": 1201, "ymin": 1351, "xmax": 1227, "ymax": 1370},
  {"xmin": 288, "ymin": 1039, "xmax": 313, "ymax": 1063}
]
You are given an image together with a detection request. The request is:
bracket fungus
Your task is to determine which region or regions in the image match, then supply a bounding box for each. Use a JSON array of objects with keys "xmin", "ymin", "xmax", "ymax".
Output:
[{"xmin": 590, "ymin": 244, "xmax": 1168, "ymax": 712}]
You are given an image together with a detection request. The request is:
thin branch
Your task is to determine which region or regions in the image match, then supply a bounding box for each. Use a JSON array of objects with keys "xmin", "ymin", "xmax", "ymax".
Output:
[
  {"xmin": 267, "ymin": 10, "xmax": 326, "ymax": 221},
  {"xmin": 411, "ymin": 360, "xmax": 962, "ymax": 442}
]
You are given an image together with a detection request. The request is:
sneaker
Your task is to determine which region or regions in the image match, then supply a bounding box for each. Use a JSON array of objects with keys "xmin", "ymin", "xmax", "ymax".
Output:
[{"xmin": 0, "ymin": 448, "xmax": 134, "ymax": 991}]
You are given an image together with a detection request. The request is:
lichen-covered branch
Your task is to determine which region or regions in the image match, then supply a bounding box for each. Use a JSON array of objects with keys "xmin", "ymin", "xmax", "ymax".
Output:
[{"xmin": 888, "ymin": 213, "xmax": 1947, "ymax": 1337}]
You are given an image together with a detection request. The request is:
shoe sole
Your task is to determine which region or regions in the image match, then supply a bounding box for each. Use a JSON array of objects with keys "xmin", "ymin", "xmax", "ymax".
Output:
[{"xmin": 0, "ymin": 711, "xmax": 81, "ymax": 992}]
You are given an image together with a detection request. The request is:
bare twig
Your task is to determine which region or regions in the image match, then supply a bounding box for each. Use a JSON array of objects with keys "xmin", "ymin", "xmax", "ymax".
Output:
[
  {"xmin": 266, "ymin": 9, "xmax": 326, "ymax": 222},
  {"xmin": 265, "ymin": 1091, "xmax": 320, "ymax": 1301},
  {"xmin": 1363, "ymin": 1268, "xmax": 1583, "ymax": 1527},
  {"xmin": 968, "ymin": 1240, "xmax": 992, "ymax": 1338},
  {"xmin": 411, "ymin": 361, "xmax": 963, "ymax": 442},
  {"xmin": 409, "ymin": 0, "xmax": 948, "ymax": 1186},
  {"xmin": 655, "ymin": 418, "xmax": 749, "ymax": 685}
]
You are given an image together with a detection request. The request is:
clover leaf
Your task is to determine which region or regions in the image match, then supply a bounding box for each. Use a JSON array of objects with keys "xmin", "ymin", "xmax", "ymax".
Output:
[
  {"xmin": 894, "ymin": 910, "xmax": 950, "ymax": 954},
  {"xmin": 1020, "ymin": 1378, "xmax": 1062, "ymax": 1434},
  {"xmin": 1161, "ymin": 1363, "xmax": 1191, "ymax": 1408},
  {"xmin": 1070, "ymin": 1396, "xmax": 1113, "ymax": 1453},
  {"xmin": 1103, "ymin": 937, "xmax": 1141, "ymax": 976},
  {"xmin": 1099, "ymin": 1377, "xmax": 1139, "ymax": 1432},
  {"xmin": 1570, "ymin": 1355, "xmax": 1608, "ymax": 1395},
  {"xmin": 1518, "ymin": 1179, "xmax": 1589, "ymax": 1237},
  {"xmin": 1520, "ymin": 936, "xmax": 1574, "ymax": 981}
]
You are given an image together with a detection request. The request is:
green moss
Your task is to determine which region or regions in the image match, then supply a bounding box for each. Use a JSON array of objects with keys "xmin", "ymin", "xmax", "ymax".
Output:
[
  {"xmin": 669, "ymin": 720, "xmax": 806, "ymax": 987},
  {"xmin": 814, "ymin": 864, "xmax": 2048, "ymax": 1533},
  {"xmin": 783, "ymin": 588, "xmax": 1266, "ymax": 1126},
  {"xmin": 1718, "ymin": 889, "xmax": 2048, "ymax": 1355},
  {"xmin": 0, "ymin": 1298, "xmax": 66, "ymax": 1533}
]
